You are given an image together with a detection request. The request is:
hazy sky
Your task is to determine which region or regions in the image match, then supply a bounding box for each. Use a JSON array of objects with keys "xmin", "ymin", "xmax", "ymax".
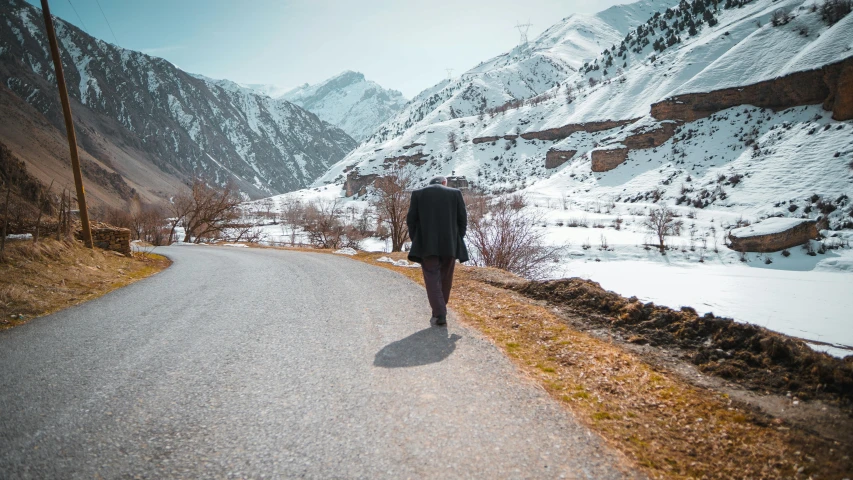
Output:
[{"xmin": 29, "ymin": 0, "xmax": 626, "ymax": 98}]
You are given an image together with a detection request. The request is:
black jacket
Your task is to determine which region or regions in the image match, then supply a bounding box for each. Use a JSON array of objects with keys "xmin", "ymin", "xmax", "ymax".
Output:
[{"xmin": 406, "ymin": 184, "xmax": 469, "ymax": 264}]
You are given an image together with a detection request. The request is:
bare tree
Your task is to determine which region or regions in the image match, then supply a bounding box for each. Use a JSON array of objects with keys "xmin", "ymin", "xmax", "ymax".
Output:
[
  {"xmin": 447, "ymin": 131, "xmax": 458, "ymax": 152},
  {"xmin": 33, "ymin": 180, "xmax": 54, "ymax": 244},
  {"xmin": 279, "ymin": 199, "xmax": 305, "ymax": 246},
  {"xmin": 0, "ymin": 180, "xmax": 10, "ymax": 254},
  {"xmin": 167, "ymin": 178, "xmax": 242, "ymax": 244},
  {"xmin": 466, "ymin": 192, "xmax": 563, "ymax": 279},
  {"xmin": 371, "ymin": 166, "xmax": 414, "ymax": 252},
  {"xmin": 643, "ymin": 205, "xmax": 683, "ymax": 253}
]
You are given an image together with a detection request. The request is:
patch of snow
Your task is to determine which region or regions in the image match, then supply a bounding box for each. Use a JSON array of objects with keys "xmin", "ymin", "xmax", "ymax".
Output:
[
  {"xmin": 334, "ymin": 247, "xmax": 358, "ymax": 255},
  {"xmin": 377, "ymin": 256, "xmax": 419, "ymax": 268},
  {"xmin": 4, "ymin": 233, "xmax": 32, "ymax": 240}
]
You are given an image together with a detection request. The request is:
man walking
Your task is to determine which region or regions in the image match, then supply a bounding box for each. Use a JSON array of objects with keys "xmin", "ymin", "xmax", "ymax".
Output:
[{"xmin": 406, "ymin": 176, "xmax": 469, "ymax": 326}]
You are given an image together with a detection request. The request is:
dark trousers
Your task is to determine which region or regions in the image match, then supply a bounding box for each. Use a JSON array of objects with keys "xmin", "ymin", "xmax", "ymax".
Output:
[{"xmin": 420, "ymin": 256, "xmax": 456, "ymax": 317}]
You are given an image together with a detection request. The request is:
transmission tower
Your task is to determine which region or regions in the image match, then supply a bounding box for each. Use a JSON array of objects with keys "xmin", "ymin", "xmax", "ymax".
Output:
[
  {"xmin": 516, "ymin": 21, "xmax": 532, "ymax": 46},
  {"xmin": 446, "ymin": 68, "xmax": 454, "ymax": 80}
]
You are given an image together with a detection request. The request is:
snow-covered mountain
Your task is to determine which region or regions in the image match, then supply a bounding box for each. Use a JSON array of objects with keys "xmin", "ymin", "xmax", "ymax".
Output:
[
  {"xmin": 361, "ymin": 0, "xmax": 677, "ymax": 145},
  {"xmin": 0, "ymin": 0, "xmax": 356, "ymax": 200},
  {"xmin": 314, "ymin": 0, "xmax": 852, "ymax": 230},
  {"xmin": 273, "ymin": 71, "xmax": 408, "ymax": 142}
]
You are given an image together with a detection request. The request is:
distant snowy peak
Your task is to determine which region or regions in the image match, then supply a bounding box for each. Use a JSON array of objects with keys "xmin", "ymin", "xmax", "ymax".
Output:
[
  {"xmin": 242, "ymin": 83, "xmax": 292, "ymax": 99},
  {"xmin": 366, "ymin": 0, "xmax": 675, "ymax": 144},
  {"xmin": 275, "ymin": 71, "xmax": 407, "ymax": 142}
]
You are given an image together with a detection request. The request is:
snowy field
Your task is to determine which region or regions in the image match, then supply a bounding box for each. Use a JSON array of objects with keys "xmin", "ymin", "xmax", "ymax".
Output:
[{"xmin": 249, "ymin": 187, "xmax": 852, "ymax": 358}]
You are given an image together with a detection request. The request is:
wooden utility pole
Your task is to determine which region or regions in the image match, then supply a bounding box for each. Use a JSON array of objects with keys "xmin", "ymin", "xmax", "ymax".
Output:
[{"xmin": 40, "ymin": 0, "xmax": 92, "ymax": 248}]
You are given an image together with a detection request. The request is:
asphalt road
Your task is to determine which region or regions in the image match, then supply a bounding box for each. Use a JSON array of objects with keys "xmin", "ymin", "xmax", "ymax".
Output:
[{"xmin": 0, "ymin": 246, "xmax": 639, "ymax": 479}]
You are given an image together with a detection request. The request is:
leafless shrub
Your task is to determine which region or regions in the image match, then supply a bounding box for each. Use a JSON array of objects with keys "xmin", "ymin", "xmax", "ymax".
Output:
[
  {"xmin": 279, "ymin": 199, "xmax": 305, "ymax": 246},
  {"xmin": 371, "ymin": 166, "xmax": 413, "ymax": 252},
  {"xmin": 771, "ymin": 9, "xmax": 792, "ymax": 26},
  {"xmin": 302, "ymin": 198, "xmax": 346, "ymax": 249},
  {"xmin": 567, "ymin": 217, "xmax": 588, "ymax": 228},
  {"xmin": 466, "ymin": 192, "xmax": 563, "ymax": 279},
  {"xmin": 820, "ymin": 0, "xmax": 852, "ymax": 24},
  {"xmin": 167, "ymin": 178, "xmax": 242, "ymax": 244},
  {"xmin": 448, "ymin": 131, "xmax": 458, "ymax": 152},
  {"xmin": 643, "ymin": 205, "xmax": 683, "ymax": 253}
]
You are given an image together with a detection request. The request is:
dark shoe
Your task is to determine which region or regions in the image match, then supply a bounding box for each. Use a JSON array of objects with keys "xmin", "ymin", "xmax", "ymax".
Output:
[{"xmin": 433, "ymin": 315, "xmax": 447, "ymax": 326}]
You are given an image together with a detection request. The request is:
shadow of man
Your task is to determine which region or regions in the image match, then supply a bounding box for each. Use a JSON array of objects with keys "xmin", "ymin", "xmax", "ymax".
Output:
[{"xmin": 374, "ymin": 327, "xmax": 462, "ymax": 368}]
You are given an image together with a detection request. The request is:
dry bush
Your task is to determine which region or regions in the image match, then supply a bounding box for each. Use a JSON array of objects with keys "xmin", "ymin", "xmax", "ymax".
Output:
[
  {"xmin": 167, "ymin": 178, "xmax": 241, "ymax": 243},
  {"xmin": 371, "ymin": 165, "xmax": 413, "ymax": 252},
  {"xmin": 279, "ymin": 199, "xmax": 306, "ymax": 246},
  {"xmin": 466, "ymin": 192, "xmax": 563, "ymax": 279},
  {"xmin": 820, "ymin": 0, "xmax": 852, "ymax": 24},
  {"xmin": 133, "ymin": 203, "xmax": 169, "ymax": 245},
  {"xmin": 302, "ymin": 198, "xmax": 347, "ymax": 249}
]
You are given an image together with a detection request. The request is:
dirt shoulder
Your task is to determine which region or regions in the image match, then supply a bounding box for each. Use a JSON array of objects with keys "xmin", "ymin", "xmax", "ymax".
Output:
[
  {"xmin": 353, "ymin": 251, "xmax": 852, "ymax": 480},
  {"xmin": 0, "ymin": 238, "xmax": 171, "ymax": 329}
]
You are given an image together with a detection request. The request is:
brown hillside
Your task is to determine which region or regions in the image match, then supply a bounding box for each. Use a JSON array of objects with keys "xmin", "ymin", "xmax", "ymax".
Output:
[{"xmin": 0, "ymin": 83, "xmax": 185, "ymax": 209}]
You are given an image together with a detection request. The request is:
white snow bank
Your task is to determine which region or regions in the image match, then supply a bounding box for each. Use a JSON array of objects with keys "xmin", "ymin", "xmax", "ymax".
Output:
[
  {"xmin": 554, "ymin": 260, "xmax": 853, "ymax": 356},
  {"xmin": 377, "ymin": 256, "xmax": 420, "ymax": 268},
  {"xmin": 334, "ymin": 247, "xmax": 358, "ymax": 256},
  {"xmin": 730, "ymin": 218, "xmax": 813, "ymax": 238},
  {"xmin": 4, "ymin": 234, "xmax": 32, "ymax": 240}
]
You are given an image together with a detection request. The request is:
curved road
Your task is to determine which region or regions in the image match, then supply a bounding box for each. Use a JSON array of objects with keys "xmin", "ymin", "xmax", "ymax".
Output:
[{"xmin": 0, "ymin": 246, "xmax": 637, "ymax": 478}]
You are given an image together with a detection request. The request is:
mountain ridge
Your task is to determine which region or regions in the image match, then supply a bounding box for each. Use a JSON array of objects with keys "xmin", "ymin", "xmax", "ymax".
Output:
[{"xmin": 0, "ymin": 0, "xmax": 357, "ymax": 202}]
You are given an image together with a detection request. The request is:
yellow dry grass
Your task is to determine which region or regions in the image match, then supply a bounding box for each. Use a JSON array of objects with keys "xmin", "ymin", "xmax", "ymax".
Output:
[
  {"xmin": 353, "ymin": 251, "xmax": 851, "ymax": 479},
  {"xmin": 0, "ymin": 238, "xmax": 170, "ymax": 328}
]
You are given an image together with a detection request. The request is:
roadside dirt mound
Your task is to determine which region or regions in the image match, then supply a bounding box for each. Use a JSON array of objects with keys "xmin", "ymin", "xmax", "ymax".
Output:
[{"xmin": 513, "ymin": 278, "xmax": 853, "ymax": 404}]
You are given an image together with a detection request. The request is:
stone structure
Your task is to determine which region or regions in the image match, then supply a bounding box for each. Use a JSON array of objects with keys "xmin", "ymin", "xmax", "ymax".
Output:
[
  {"xmin": 727, "ymin": 218, "xmax": 819, "ymax": 253},
  {"xmin": 344, "ymin": 170, "xmax": 379, "ymax": 197},
  {"xmin": 591, "ymin": 147, "xmax": 629, "ymax": 172},
  {"xmin": 76, "ymin": 222, "xmax": 132, "ymax": 257},
  {"xmin": 651, "ymin": 56, "xmax": 853, "ymax": 122},
  {"xmin": 545, "ymin": 149, "xmax": 576, "ymax": 169},
  {"xmin": 446, "ymin": 176, "xmax": 469, "ymax": 190}
]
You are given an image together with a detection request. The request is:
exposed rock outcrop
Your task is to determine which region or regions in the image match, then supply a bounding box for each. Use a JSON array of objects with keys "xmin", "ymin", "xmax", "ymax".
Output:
[
  {"xmin": 727, "ymin": 218, "xmax": 819, "ymax": 253},
  {"xmin": 345, "ymin": 171, "xmax": 379, "ymax": 197},
  {"xmin": 383, "ymin": 153, "xmax": 428, "ymax": 168},
  {"xmin": 545, "ymin": 149, "xmax": 577, "ymax": 169},
  {"xmin": 830, "ymin": 60, "xmax": 853, "ymax": 121},
  {"xmin": 651, "ymin": 56, "xmax": 853, "ymax": 122},
  {"xmin": 591, "ymin": 147, "xmax": 628, "ymax": 172},
  {"xmin": 472, "ymin": 119, "xmax": 637, "ymax": 145},
  {"xmin": 472, "ymin": 136, "xmax": 501, "ymax": 145},
  {"xmin": 622, "ymin": 122, "xmax": 679, "ymax": 150}
]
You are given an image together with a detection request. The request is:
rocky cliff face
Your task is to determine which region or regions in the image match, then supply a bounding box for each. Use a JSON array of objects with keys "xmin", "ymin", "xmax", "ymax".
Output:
[
  {"xmin": 651, "ymin": 57, "xmax": 853, "ymax": 123},
  {"xmin": 281, "ymin": 71, "xmax": 408, "ymax": 142},
  {"xmin": 0, "ymin": 0, "xmax": 356, "ymax": 199}
]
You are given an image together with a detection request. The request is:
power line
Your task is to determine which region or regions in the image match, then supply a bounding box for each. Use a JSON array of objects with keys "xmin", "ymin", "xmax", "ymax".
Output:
[
  {"xmin": 65, "ymin": 0, "xmax": 88, "ymax": 31},
  {"xmin": 93, "ymin": 0, "xmax": 118, "ymax": 45}
]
